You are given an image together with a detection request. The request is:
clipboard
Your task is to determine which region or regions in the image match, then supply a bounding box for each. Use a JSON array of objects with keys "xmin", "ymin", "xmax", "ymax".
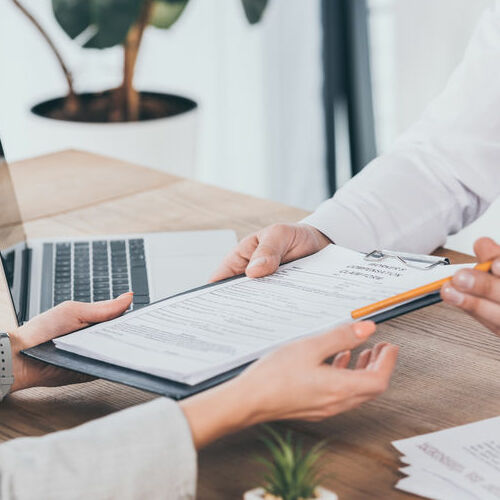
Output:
[
  {"xmin": 22, "ymin": 265, "xmax": 446, "ymax": 401},
  {"xmin": 23, "ymin": 277, "xmax": 245, "ymax": 401}
]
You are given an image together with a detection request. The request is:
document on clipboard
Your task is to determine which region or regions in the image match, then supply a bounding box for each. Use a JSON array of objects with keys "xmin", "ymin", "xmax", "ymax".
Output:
[{"xmin": 47, "ymin": 245, "xmax": 472, "ymax": 387}]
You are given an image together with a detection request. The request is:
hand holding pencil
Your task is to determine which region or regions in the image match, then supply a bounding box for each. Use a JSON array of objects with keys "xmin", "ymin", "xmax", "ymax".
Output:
[
  {"xmin": 351, "ymin": 237, "xmax": 500, "ymax": 337},
  {"xmin": 440, "ymin": 237, "xmax": 500, "ymax": 336},
  {"xmin": 352, "ymin": 237, "xmax": 500, "ymax": 336},
  {"xmin": 351, "ymin": 259, "xmax": 492, "ymax": 320}
]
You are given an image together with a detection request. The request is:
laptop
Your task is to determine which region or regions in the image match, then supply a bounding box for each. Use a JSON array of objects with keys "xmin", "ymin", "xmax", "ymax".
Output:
[{"xmin": 0, "ymin": 138, "xmax": 237, "ymax": 325}]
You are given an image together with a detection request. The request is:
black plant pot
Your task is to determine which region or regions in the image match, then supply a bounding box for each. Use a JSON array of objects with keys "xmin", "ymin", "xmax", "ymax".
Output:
[{"xmin": 31, "ymin": 90, "xmax": 197, "ymax": 124}]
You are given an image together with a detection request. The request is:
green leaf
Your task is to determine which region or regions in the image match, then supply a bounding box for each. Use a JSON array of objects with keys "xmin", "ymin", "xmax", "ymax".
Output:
[
  {"xmin": 150, "ymin": 0, "xmax": 189, "ymax": 29},
  {"xmin": 256, "ymin": 426, "xmax": 328, "ymax": 499},
  {"xmin": 52, "ymin": 0, "xmax": 143, "ymax": 49},
  {"xmin": 241, "ymin": 0, "xmax": 268, "ymax": 24},
  {"xmin": 52, "ymin": 0, "xmax": 91, "ymax": 39}
]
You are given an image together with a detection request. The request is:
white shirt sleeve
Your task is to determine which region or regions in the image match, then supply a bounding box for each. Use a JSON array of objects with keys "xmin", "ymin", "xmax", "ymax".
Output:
[
  {"xmin": 0, "ymin": 398, "xmax": 197, "ymax": 500},
  {"xmin": 303, "ymin": 1, "xmax": 500, "ymax": 254}
]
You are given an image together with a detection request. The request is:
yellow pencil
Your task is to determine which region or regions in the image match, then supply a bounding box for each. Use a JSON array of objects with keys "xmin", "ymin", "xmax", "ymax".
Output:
[{"xmin": 351, "ymin": 260, "xmax": 493, "ymax": 320}]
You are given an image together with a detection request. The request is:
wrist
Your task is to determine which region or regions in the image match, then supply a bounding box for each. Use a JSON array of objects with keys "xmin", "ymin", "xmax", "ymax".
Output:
[
  {"xmin": 8, "ymin": 330, "xmax": 29, "ymax": 393},
  {"xmin": 302, "ymin": 223, "xmax": 333, "ymax": 248},
  {"xmin": 180, "ymin": 377, "xmax": 260, "ymax": 450},
  {"xmin": 0, "ymin": 333, "xmax": 15, "ymax": 399}
]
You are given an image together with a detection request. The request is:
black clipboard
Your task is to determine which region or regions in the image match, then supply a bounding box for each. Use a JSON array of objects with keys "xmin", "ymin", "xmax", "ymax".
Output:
[{"xmin": 22, "ymin": 272, "xmax": 443, "ymax": 400}]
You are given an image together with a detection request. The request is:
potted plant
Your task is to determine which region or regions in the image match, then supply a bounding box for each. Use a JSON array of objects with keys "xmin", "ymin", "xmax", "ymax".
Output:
[
  {"xmin": 244, "ymin": 427, "xmax": 338, "ymax": 500},
  {"xmin": 11, "ymin": 0, "xmax": 268, "ymax": 175}
]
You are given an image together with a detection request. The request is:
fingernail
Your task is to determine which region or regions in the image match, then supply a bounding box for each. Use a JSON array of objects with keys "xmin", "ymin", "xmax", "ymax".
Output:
[
  {"xmin": 493, "ymin": 260, "xmax": 500, "ymax": 276},
  {"xmin": 353, "ymin": 321, "xmax": 376, "ymax": 339},
  {"xmin": 454, "ymin": 271, "xmax": 475, "ymax": 291},
  {"xmin": 442, "ymin": 285, "xmax": 464, "ymax": 306},
  {"xmin": 119, "ymin": 291, "xmax": 134, "ymax": 298},
  {"xmin": 247, "ymin": 257, "xmax": 267, "ymax": 270}
]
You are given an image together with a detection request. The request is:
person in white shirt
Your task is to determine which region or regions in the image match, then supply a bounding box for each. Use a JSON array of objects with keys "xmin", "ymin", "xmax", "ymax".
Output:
[
  {"xmin": 212, "ymin": 1, "xmax": 500, "ymax": 338},
  {"xmin": 0, "ymin": 293, "xmax": 397, "ymax": 499}
]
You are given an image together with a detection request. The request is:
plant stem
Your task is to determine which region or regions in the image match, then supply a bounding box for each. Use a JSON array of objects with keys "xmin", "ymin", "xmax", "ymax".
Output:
[
  {"xmin": 11, "ymin": 0, "xmax": 79, "ymax": 115},
  {"xmin": 121, "ymin": 0, "xmax": 153, "ymax": 121}
]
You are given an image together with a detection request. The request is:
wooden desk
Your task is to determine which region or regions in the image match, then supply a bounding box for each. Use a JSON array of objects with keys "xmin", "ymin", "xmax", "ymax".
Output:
[{"xmin": 0, "ymin": 150, "xmax": 498, "ymax": 499}]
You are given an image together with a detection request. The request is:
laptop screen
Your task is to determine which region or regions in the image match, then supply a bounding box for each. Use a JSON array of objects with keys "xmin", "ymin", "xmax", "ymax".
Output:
[{"xmin": 0, "ymin": 136, "xmax": 27, "ymax": 327}]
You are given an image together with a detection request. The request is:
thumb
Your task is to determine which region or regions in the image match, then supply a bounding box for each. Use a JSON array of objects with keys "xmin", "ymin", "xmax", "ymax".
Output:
[
  {"xmin": 18, "ymin": 293, "xmax": 134, "ymax": 348},
  {"xmin": 72, "ymin": 292, "xmax": 134, "ymax": 326},
  {"xmin": 306, "ymin": 321, "xmax": 376, "ymax": 362},
  {"xmin": 246, "ymin": 227, "xmax": 292, "ymax": 278},
  {"xmin": 473, "ymin": 237, "xmax": 500, "ymax": 263}
]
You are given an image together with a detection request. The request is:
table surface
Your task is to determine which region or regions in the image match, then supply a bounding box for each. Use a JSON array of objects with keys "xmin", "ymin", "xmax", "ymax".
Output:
[{"xmin": 0, "ymin": 150, "xmax": 498, "ymax": 500}]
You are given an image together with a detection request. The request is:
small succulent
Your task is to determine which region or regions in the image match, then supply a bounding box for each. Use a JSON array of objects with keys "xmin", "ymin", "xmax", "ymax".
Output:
[{"xmin": 256, "ymin": 426, "xmax": 327, "ymax": 500}]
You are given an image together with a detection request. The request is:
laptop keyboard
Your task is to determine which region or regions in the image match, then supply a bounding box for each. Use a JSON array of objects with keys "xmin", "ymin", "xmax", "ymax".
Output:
[{"xmin": 53, "ymin": 238, "xmax": 150, "ymax": 310}]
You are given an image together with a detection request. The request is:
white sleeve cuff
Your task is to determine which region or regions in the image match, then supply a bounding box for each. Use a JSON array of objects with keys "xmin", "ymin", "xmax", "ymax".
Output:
[{"xmin": 301, "ymin": 198, "xmax": 380, "ymax": 253}]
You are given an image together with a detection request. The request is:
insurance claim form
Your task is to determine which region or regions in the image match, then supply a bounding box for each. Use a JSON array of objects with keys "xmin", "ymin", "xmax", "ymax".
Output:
[{"xmin": 54, "ymin": 245, "xmax": 471, "ymax": 385}]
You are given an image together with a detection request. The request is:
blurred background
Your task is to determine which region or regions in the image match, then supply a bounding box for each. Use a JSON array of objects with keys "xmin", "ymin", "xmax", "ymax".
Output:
[{"xmin": 0, "ymin": 0, "xmax": 498, "ymax": 254}]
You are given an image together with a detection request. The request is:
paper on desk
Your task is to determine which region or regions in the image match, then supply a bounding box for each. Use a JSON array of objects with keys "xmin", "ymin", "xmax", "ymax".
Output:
[
  {"xmin": 397, "ymin": 466, "xmax": 479, "ymax": 500},
  {"xmin": 393, "ymin": 417, "xmax": 500, "ymax": 500},
  {"xmin": 54, "ymin": 245, "xmax": 471, "ymax": 385}
]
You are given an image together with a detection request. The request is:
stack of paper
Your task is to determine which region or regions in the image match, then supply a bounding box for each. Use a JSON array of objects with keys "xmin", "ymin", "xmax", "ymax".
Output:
[{"xmin": 393, "ymin": 417, "xmax": 500, "ymax": 500}]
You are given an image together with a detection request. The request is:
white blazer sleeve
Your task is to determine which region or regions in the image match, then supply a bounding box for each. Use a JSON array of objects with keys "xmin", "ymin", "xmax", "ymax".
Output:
[
  {"xmin": 304, "ymin": 1, "xmax": 500, "ymax": 254},
  {"xmin": 0, "ymin": 398, "xmax": 197, "ymax": 500}
]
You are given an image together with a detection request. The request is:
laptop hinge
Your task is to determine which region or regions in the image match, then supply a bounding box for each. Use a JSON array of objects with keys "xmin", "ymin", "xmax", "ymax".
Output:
[{"xmin": 19, "ymin": 247, "xmax": 32, "ymax": 324}]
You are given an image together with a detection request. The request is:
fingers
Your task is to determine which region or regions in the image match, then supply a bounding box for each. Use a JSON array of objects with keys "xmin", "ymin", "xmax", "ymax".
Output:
[
  {"xmin": 366, "ymin": 342, "xmax": 388, "ymax": 369},
  {"xmin": 473, "ymin": 237, "xmax": 500, "ymax": 263},
  {"xmin": 372, "ymin": 344, "xmax": 399, "ymax": 379},
  {"xmin": 355, "ymin": 349, "xmax": 371, "ymax": 369},
  {"xmin": 449, "ymin": 268, "xmax": 500, "ymax": 302},
  {"xmin": 308, "ymin": 344, "xmax": 398, "ymax": 421},
  {"xmin": 244, "ymin": 245, "xmax": 283, "ymax": 278},
  {"xmin": 333, "ymin": 342, "xmax": 390, "ymax": 371},
  {"xmin": 244, "ymin": 225, "xmax": 293, "ymax": 278},
  {"xmin": 242, "ymin": 332, "xmax": 396, "ymax": 424},
  {"xmin": 18, "ymin": 293, "xmax": 133, "ymax": 348},
  {"xmin": 442, "ymin": 282, "xmax": 500, "ymax": 334},
  {"xmin": 332, "ymin": 350, "xmax": 351, "ymax": 368},
  {"xmin": 306, "ymin": 321, "xmax": 376, "ymax": 362},
  {"xmin": 441, "ymin": 252, "xmax": 500, "ymax": 335},
  {"xmin": 324, "ymin": 343, "xmax": 398, "ymax": 413},
  {"xmin": 210, "ymin": 225, "xmax": 290, "ymax": 282},
  {"xmin": 210, "ymin": 234, "xmax": 259, "ymax": 282},
  {"xmin": 339, "ymin": 344, "xmax": 399, "ymax": 395}
]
